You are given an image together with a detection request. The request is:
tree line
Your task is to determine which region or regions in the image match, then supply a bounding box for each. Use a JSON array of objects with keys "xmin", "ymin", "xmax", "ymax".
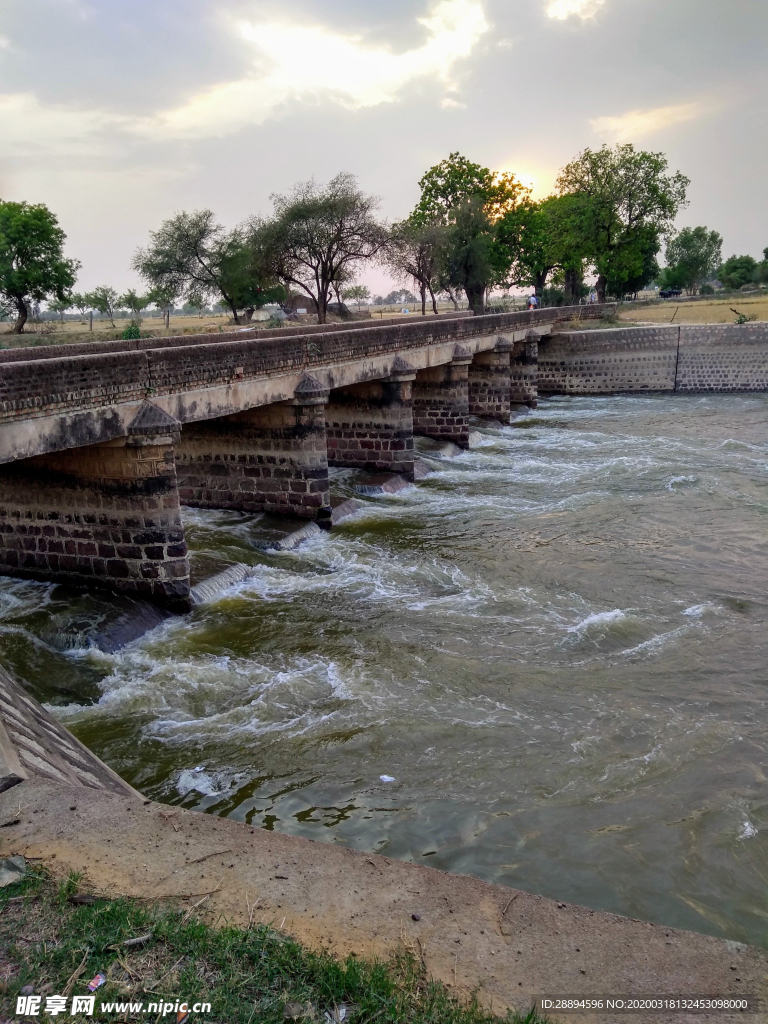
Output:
[{"xmin": 1, "ymin": 143, "xmax": 766, "ymax": 334}]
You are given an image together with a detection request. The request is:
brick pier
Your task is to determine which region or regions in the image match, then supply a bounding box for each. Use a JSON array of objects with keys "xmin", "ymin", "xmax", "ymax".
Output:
[
  {"xmin": 468, "ymin": 338, "xmax": 512, "ymax": 422},
  {"xmin": 176, "ymin": 375, "xmax": 331, "ymax": 521},
  {"xmin": 326, "ymin": 358, "xmax": 416, "ymax": 478},
  {"xmin": 510, "ymin": 334, "xmax": 539, "ymax": 406},
  {"xmin": 0, "ymin": 402, "xmax": 190, "ymax": 610},
  {"xmin": 412, "ymin": 345, "xmax": 473, "ymax": 447}
]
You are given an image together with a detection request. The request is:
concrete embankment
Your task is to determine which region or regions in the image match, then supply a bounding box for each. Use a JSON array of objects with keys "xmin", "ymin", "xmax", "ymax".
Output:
[{"xmin": 1, "ymin": 666, "xmax": 766, "ymax": 1022}]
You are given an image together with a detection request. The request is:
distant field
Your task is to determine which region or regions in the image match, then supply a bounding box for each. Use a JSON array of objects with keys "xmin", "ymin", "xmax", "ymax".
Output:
[
  {"xmin": 620, "ymin": 294, "xmax": 768, "ymax": 325},
  {"xmin": 4, "ymin": 296, "xmax": 764, "ymax": 352},
  {"xmin": 0, "ymin": 304, "xmax": 468, "ymax": 350}
]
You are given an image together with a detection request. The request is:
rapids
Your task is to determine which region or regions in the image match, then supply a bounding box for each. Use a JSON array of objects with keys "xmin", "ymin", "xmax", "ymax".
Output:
[{"xmin": 2, "ymin": 393, "xmax": 767, "ymax": 945}]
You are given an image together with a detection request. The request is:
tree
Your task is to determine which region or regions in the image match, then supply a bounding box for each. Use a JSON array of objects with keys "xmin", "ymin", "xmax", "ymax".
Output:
[
  {"xmin": 718, "ymin": 254, "xmax": 758, "ymax": 291},
  {"xmin": 147, "ymin": 283, "xmax": 179, "ymax": 329},
  {"xmin": 0, "ymin": 201, "xmax": 79, "ymax": 333},
  {"xmin": 556, "ymin": 144, "xmax": 689, "ymax": 303},
  {"xmin": 119, "ymin": 288, "xmax": 152, "ymax": 323},
  {"xmin": 85, "ymin": 286, "xmax": 120, "ymax": 327},
  {"xmin": 70, "ymin": 292, "xmax": 92, "ymax": 317},
  {"xmin": 412, "ymin": 153, "xmax": 529, "ymax": 314},
  {"xmin": 134, "ymin": 210, "xmax": 269, "ymax": 325},
  {"xmin": 216, "ymin": 242, "xmax": 286, "ymax": 321},
  {"xmin": 662, "ymin": 226, "xmax": 722, "ymax": 295},
  {"xmin": 413, "ymin": 152, "xmax": 527, "ymax": 225},
  {"xmin": 440, "ymin": 198, "xmax": 501, "ymax": 316},
  {"xmin": 251, "ymin": 174, "xmax": 387, "ymax": 324},
  {"xmin": 48, "ymin": 297, "xmax": 72, "ymax": 323},
  {"xmin": 383, "ymin": 220, "xmax": 446, "ymax": 314},
  {"xmin": 341, "ymin": 284, "xmax": 371, "ymax": 309},
  {"xmin": 497, "ymin": 197, "xmax": 558, "ymax": 298},
  {"xmin": 606, "ymin": 226, "xmax": 660, "ymax": 298}
]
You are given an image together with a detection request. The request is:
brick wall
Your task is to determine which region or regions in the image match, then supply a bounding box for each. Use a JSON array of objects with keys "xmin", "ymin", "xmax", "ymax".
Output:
[
  {"xmin": 176, "ymin": 401, "xmax": 331, "ymax": 519},
  {"xmin": 0, "ymin": 438, "xmax": 190, "ymax": 610},
  {"xmin": 468, "ymin": 348, "xmax": 511, "ymax": 421},
  {"xmin": 326, "ymin": 380, "xmax": 414, "ymax": 477},
  {"xmin": 538, "ymin": 323, "xmax": 768, "ymax": 395},
  {"xmin": 412, "ymin": 358, "xmax": 471, "ymax": 447},
  {"xmin": 676, "ymin": 324, "xmax": 768, "ymax": 392},
  {"xmin": 510, "ymin": 339, "xmax": 539, "ymax": 406},
  {"xmin": 538, "ymin": 327, "xmax": 679, "ymax": 394}
]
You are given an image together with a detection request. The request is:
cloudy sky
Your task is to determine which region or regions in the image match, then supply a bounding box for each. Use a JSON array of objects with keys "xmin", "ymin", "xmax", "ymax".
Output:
[{"xmin": 0, "ymin": 0, "xmax": 765, "ymax": 294}]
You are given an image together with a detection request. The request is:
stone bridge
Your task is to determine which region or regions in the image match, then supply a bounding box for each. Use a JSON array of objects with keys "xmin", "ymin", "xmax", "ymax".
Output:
[
  {"xmin": 2, "ymin": 305, "xmax": 766, "ymax": 612},
  {"xmin": 0, "ymin": 306, "xmax": 599, "ymax": 610}
]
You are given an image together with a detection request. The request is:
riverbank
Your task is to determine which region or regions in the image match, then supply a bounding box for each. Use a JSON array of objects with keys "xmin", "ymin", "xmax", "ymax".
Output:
[
  {"xmin": 1, "ymin": 866, "xmax": 545, "ymax": 1024},
  {"xmin": 2, "ymin": 771, "xmax": 767, "ymax": 1024}
]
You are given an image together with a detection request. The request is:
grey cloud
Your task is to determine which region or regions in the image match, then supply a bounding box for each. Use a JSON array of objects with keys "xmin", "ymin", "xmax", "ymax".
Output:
[{"xmin": 0, "ymin": 0, "xmax": 764, "ymax": 294}]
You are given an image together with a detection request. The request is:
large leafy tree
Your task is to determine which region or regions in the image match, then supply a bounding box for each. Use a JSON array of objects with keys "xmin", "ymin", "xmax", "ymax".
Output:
[
  {"xmin": 134, "ymin": 210, "xmax": 281, "ymax": 325},
  {"xmin": 718, "ymin": 254, "xmax": 759, "ymax": 291},
  {"xmin": 441, "ymin": 198, "xmax": 510, "ymax": 315},
  {"xmin": 556, "ymin": 144, "xmax": 689, "ymax": 303},
  {"xmin": 413, "ymin": 152, "xmax": 527, "ymax": 225},
  {"xmin": 251, "ymin": 174, "xmax": 387, "ymax": 324},
  {"xmin": 605, "ymin": 226, "xmax": 660, "ymax": 298},
  {"xmin": 412, "ymin": 153, "xmax": 528, "ymax": 314},
  {"xmin": 496, "ymin": 196, "xmax": 571, "ymax": 298},
  {"xmin": 662, "ymin": 226, "xmax": 722, "ymax": 295},
  {"xmin": 0, "ymin": 201, "xmax": 79, "ymax": 334}
]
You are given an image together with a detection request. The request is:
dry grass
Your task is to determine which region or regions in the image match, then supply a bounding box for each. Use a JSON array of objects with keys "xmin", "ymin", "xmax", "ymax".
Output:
[{"xmin": 619, "ymin": 294, "xmax": 768, "ymax": 325}]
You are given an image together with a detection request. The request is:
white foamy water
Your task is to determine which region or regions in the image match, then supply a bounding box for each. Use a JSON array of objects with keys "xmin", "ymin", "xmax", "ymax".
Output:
[{"xmin": 3, "ymin": 392, "xmax": 768, "ymax": 946}]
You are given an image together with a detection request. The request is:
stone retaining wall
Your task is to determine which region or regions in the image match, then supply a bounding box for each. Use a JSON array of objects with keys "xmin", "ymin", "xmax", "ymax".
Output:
[
  {"xmin": 676, "ymin": 324, "xmax": 768, "ymax": 392},
  {"xmin": 538, "ymin": 326, "xmax": 679, "ymax": 394},
  {"xmin": 0, "ymin": 666, "xmax": 136, "ymax": 796},
  {"xmin": 538, "ymin": 322, "xmax": 768, "ymax": 394}
]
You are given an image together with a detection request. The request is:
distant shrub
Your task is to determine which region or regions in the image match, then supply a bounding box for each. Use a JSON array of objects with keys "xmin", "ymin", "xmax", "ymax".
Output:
[
  {"xmin": 699, "ymin": 284, "xmax": 714, "ymax": 295},
  {"xmin": 121, "ymin": 323, "xmax": 141, "ymax": 340}
]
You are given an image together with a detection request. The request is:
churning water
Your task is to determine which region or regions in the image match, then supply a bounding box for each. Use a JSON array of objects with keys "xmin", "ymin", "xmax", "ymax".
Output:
[{"xmin": 2, "ymin": 394, "xmax": 767, "ymax": 946}]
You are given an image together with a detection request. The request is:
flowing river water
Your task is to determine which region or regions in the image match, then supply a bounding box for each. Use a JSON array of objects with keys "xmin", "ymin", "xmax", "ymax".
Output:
[{"xmin": 2, "ymin": 393, "xmax": 767, "ymax": 947}]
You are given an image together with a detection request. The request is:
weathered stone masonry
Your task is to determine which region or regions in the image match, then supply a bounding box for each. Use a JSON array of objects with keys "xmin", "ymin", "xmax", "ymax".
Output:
[
  {"xmin": 510, "ymin": 334, "xmax": 539, "ymax": 406},
  {"xmin": 537, "ymin": 323, "xmax": 768, "ymax": 395},
  {"xmin": 412, "ymin": 346, "xmax": 472, "ymax": 447},
  {"xmin": 176, "ymin": 374, "xmax": 331, "ymax": 521},
  {"xmin": 468, "ymin": 338, "xmax": 512, "ymax": 422},
  {"xmin": 326, "ymin": 358, "xmax": 416, "ymax": 478},
  {"xmin": 0, "ymin": 402, "xmax": 190, "ymax": 610}
]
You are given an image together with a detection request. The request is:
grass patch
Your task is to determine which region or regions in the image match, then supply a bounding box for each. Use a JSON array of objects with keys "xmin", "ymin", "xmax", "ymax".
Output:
[{"xmin": 0, "ymin": 868, "xmax": 547, "ymax": 1023}]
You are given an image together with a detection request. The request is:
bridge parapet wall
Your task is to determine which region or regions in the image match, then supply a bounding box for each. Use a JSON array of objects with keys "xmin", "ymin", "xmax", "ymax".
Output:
[{"xmin": 0, "ymin": 306, "xmax": 606, "ymax": 429}]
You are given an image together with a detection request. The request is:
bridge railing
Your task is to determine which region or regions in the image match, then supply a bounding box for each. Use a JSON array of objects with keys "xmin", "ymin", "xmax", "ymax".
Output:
[{"xmin": 0, "ymin": 305, "xmax": 614, "ymax": 425}]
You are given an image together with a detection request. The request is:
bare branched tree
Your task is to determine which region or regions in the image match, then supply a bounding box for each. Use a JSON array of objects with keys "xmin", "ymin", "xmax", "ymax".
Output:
[
  {"xmin": 382, "ymin": 220, "xmax": 445, "ymax": 315},
  {"xmin": 250, "ymin": 174, "xmax": 387, "ymax": 324}
]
